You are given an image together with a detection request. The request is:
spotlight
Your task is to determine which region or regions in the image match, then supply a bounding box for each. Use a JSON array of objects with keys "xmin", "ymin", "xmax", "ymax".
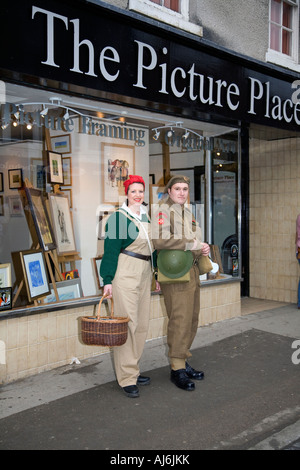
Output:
[
  {"xmin": 26, "ymin": 123, "xmax": 32, "ymax": 130},
  {"xmin": 63, "ymin": 109, "xmax": 70, "ymax": 120},
  {"xmin": 40, "ymin": 107, "xmax": 48, "ymax": 117},
  {"xmin": 182, "ymin": 130, "xmax": 189, "ymax": 139},
  {"xmin": 153, "ymin": 130, "xmax": 160, "ymax": 140},
  {"xmin": 167, "ymin": 130, "xmax": 173, "ymax": 138}
]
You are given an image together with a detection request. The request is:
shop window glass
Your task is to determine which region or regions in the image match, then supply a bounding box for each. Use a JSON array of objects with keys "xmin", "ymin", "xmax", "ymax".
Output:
[
  {"xmin": 149, "ymin": 127, "xmax": 241, "ymax": 281},
  {"xmin": 0, "ymin": 83, "xmax": 240, "ymax": 311}
]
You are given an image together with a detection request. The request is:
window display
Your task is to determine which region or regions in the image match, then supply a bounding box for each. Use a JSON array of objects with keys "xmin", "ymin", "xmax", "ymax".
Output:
[{"xmin": 0, "ymin": 82, "xmax": 241, "ymax": 310}]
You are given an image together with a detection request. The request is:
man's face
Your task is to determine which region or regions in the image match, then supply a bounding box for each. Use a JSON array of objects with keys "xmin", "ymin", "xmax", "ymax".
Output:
[{"xmin": 168, "ymin": 182, "xmax": 189, "ymax": 205}]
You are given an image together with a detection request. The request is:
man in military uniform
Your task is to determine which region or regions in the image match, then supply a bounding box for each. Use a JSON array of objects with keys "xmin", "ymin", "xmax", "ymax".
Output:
[{"xmin": 152, "ymin": 175, "xmax": 210, "ymax": 391}]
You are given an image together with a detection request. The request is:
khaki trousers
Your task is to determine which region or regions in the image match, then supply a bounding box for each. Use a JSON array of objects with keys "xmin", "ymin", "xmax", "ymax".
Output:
[
  {"xmin": 112, "ymin": 253, "xmax": 152, "ymax": 387},
  {"xmin": 160, "ymin": 265, "xmax": 200, "ymax": 369}
]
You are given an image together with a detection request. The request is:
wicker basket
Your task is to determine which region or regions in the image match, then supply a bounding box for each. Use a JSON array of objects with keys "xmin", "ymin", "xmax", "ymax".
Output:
[{"xmin": 80, "ymin": 294, "xmax": 129, "ymax": 347}]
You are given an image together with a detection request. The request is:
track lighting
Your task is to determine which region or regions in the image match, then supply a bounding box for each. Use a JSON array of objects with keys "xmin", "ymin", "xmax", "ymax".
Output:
[
  {"xmin": 63, "ymin": 109, "xmax": 70, "ymax": 120},
  {"xmin": 151, "ymin": 122, "xmax": 203, "ymax": 143}
]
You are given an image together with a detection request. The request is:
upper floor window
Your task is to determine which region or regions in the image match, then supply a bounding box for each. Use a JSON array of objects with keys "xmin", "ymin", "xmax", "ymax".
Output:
[
  {"xmin": 149, "ymin": 0, "xmax": 180, "ymax": 13},
  {"xmin": 270, "ymin": 0, "xmax": 295, "ymax": 55},
  {"xmin": 266, "ymin": 0, "xmax": 299, "ymax": 71},
  {"xmin": 129, "ymin": 0, "xmax": 203, "ymax": 37}
]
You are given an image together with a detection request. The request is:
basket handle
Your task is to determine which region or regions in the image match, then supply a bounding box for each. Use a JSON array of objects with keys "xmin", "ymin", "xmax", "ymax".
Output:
[{"xmin": 97, "ymin": 293, "xmax": 114, "ymax": 320}]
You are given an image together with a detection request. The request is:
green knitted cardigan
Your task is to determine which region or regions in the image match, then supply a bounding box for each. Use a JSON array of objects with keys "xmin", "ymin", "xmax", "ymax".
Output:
[{"xmin": 100, "ymin": 208, "xmax": 153, "ymax": 286}]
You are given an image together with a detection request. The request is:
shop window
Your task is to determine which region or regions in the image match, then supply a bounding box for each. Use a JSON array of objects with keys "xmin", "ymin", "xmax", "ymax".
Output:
[
  {"xmin": 0, "ymin": 83, "xmax": 240, "ymax": 312},
  {"xmin": 267, "ymin": 0, "xmax": 300, "ymax": 70},
  {"xmin": 149, "ymin": 125, "xmax": 241, "ymax": 281}
]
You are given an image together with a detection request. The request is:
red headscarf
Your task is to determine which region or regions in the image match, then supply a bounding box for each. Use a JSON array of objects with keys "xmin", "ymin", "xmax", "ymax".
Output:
[{"xmin": 123, "ymin": 175, "xmax": 145, "ymax": 195}]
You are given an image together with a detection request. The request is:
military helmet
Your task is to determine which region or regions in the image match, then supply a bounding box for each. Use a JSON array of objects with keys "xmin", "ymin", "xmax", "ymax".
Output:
[{"xmin": 157, "ymin": 250, "xmax": 193, "ymax": 279}]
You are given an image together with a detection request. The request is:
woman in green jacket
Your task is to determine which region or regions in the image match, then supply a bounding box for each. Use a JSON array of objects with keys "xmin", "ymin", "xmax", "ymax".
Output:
[{"xmin": 100, "ymin": 175, "xmax": 157, "ymax": 398}]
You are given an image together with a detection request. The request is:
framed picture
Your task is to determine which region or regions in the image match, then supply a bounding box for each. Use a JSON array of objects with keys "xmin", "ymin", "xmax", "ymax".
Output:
[
  {"xmin": 30, "ymin": 158, "xmax": 45, "ymax": 190},
  {"xmin": 43, "ymin": 278, "xmax": 83, "ymax": 303},
  {"xmin": 0, "ymin": 263, "xmax": 12, "ymax": 288},
  {"xmin": 48, "ymin": 193, "xmax": 77, "ymax": 255},
  {"xmin": 50, "ymin": 134, "xmax": 71, "ymax": 154},
  {"xmin": 47, "ymin": 151, "xmax": 64, "ymax": 185},
  {"xmin": 0, "ymin": 287, "xmax": 12, "ymax": 311},
  {"xmin": 8, "ymin": 195, "xmax": 24, "ymax": 217},
  {"xmin": 0, "ymin": 195, "xmax": 4, "ymax": 216},
  {"xmin": 25, "ymin": 187, "xmax": 56, "ymax": 251},
  {"xmin": 101, "ymin": 143, "xmax": 135, "ymax": 204},
  {"xmin": 62, "ymin": 157, "xmax": 72, "ymax": 186},
  {"xmin": 20, "ymin": 249, "xmax": 51, "ymax": 302},
  {"xmin": 150, "ymin": 185, "xmax": 167, "ymax": 210},
  {"xmin": 93, "ymin": 257, "xmax": 104, "ymax": 291},
  {"xmin": 8, "ymin": 168, "xmax": 23, "ymax": 189},
  {"xmin": 0, "ymin": 172, "xmax": 3, "ymax": 192}
]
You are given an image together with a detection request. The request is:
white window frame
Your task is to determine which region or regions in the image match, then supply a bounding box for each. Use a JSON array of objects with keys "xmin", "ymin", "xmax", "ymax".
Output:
[
  {"xmin": 129, "ymin": 0, "xmax": 203, "ymax": 37},
  {"xmin": 266, "ymin": 0, "xmax": 300, "ymax": 71}
]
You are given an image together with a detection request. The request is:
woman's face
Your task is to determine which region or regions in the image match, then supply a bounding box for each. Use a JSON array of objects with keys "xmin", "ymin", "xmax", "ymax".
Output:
[{"xmin": 127, "ymin": 183, "xmax": 145, "ymax": 209}]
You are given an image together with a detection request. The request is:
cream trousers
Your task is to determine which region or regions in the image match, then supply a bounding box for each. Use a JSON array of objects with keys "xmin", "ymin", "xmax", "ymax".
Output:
[{"xmin": 112, "ymin": 252, "xmax": 152, "ymax": 387}]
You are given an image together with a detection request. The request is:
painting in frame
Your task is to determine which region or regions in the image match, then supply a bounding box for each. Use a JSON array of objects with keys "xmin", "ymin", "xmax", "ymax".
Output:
[
  {"xmin": 25, "ymin": 187, "xmax": 56, "ymax": 251},
  {"xmin": 47, "ymin": 151, "xmax": 64, "ymax": 185},
  {"xmin": 8, "ymin": 168, "xmax": 23, "ymax": 189},
  {"xmin": 8, "ymin": 195, "xmax": 24, "ymax": 217},
  {"xmin": 101, "ymin": 143, "xmax": 135, "ymax": 205},
  {"xmin": 0, "ymin": 263, "xmax": 12, "ymax": 288},
  {"xmin": 30, "ymin": 158, "xmax": 45, "ymax": 190},
  {"xmin": 43, "ymin": 278, "xmax": 83, "ymax": 303},
  {"xmin": 50, "ymin": 134, "xmax": 71, "ymax": 154},
  {"xmin": 20, "ymin": 249, "xmax": 51, "ymax": 302},
  {"xmin": 48, "ymin": 193, "xmax": 76, "ymax": 255},
  {"xmin": 0, "ymin": 287, "xmax": 12, "ymax": 311},
  {"xmin": 93, "ymin": 256, "xmax": 104, "ymax": 291},
  {"xmin": 62, "ymin": 156, "xmax": 72, "ymax": 186}
]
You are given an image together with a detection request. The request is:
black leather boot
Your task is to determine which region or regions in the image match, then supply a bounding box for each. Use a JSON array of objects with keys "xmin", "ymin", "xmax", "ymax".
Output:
[
  {"xmin": 185, "ymin": 362, "xmax": 204, "ymax": 380},
  {"xmin": 170, "ymin": 369, "xmax": 195, "ymax": 391}
]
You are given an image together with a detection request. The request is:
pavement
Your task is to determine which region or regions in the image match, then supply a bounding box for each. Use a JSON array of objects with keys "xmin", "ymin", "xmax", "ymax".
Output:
[{"xmin": 0, "ymin": 301, "xmax": 299, "ymax": 452}]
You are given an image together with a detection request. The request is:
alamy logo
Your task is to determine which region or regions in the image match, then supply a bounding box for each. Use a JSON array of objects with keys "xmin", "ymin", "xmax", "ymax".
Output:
[{"xmin": 291, "ymin": 340, "xmax": 300, "ymax": 365}]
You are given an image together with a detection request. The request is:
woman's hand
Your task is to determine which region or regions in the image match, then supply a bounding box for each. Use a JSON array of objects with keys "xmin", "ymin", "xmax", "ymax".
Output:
[{"xmin": 103, "ymin": 284, "xmax": 113, "ymax": 298}]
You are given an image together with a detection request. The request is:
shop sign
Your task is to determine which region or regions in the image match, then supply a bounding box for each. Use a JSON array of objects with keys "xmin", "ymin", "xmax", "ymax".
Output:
[{"xmin": 1, "ymin": 0, "xmax": 300, "ymax": 130}]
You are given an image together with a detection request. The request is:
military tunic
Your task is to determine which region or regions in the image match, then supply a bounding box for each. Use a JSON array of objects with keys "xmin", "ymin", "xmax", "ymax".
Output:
[{"xmin": 153, "ymin": 197, "xmax": 203, "ymax": 369}]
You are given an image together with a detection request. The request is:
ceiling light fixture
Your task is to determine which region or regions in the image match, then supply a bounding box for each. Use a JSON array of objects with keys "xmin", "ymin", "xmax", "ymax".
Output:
[{"xmin": 151, "ymin": 122, "xmax": 204, "ymax": 142}]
